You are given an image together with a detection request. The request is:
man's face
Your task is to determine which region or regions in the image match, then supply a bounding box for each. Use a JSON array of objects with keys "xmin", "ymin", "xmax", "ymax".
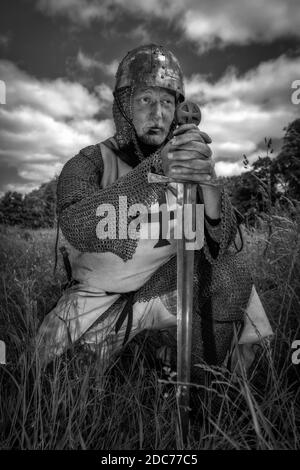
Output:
[{"xmin": 132, "ymin": 86, "xmax": 176, "ymax": 147}]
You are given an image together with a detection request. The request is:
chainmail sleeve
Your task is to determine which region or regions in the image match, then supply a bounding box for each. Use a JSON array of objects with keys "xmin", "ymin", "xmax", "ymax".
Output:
[
  {"xmin": 202, "ymin": 188, "xmax": 238, "ymax": 264},
  {"xmin": 57, "ymin": 144, "xmax": 165, "ymax": 262}
]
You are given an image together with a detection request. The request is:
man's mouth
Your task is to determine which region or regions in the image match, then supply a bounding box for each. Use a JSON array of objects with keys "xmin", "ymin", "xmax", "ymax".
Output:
[{"xmin": 147, "ymin": 127, "xmax": 164, "ymax": 134}]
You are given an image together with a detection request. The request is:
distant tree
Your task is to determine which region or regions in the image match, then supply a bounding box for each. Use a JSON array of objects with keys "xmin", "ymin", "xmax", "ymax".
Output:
[
  {"xmin": 0, "ymin": 178, "xmax": 57, "ymax": 228},
  {"xmin": 43, "ymin": 178, "xmax": 57, "ymax": 226},
  {"xmin": 23, "ymin": 178, "xmax": 57, "ymax": 228},
  {"xmin": 23, "ymin": 193, "xmax": 46, "ymax": 228},
  {"xmin": 0, "ymin": 191, "xmax": 24, "ymax": 225},
  {"xmin": 224, "ymin": 172, "xmax": 261, "ymax": 225},
  {"xmin": 252, "ymin": 153, "xmax": 279, "ymax": 212},
  {"xmin": 222, "ymin": 139, "xmax": 281, "ymax": 225},
  {"xmin": 272, "ymin": 119, "xmax": 300, "ymax": 200}
]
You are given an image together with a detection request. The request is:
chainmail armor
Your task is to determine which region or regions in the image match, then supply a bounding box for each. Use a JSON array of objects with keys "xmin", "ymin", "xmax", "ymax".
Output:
[
  {"xmin": 112, "ymin": 87, "xmax": 135, "ymax": 151},
  {"xmin": 202, "ymin": 189, "xmax": 238, "ymax": 264},
  {"xmin": 57, "ymin": 145, "xmax": 166, "ymax": 261}
]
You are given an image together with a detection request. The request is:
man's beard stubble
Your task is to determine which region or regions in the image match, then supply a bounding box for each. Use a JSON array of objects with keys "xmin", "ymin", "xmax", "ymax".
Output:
[{"xmin": 136, "ymin": 136, "xmax": 162, "ymax": 158}]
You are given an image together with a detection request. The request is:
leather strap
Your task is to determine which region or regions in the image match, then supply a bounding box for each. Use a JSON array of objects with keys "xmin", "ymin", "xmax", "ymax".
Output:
[{"xmin": 114, "ymin": 291, "xmax": 135, "ymax": 346}]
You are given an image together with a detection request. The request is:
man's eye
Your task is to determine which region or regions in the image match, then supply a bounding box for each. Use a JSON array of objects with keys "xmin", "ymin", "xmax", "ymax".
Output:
[
  {"xmin": 140, "ymin": 97, "xmax": 151, "ymax": 104},
  {"xmin": 162, "ymin": 99, "xmax": 172, "ymax": 105}
]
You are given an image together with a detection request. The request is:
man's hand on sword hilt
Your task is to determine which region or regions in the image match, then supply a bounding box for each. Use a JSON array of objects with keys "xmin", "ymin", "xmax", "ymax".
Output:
[{"xmin": 148, "ymin": 101, "xmax": 219, "ymax": 187}]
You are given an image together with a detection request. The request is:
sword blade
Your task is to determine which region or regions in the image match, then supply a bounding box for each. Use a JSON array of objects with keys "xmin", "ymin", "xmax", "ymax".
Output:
[{"xmin": 176, "ymin": 182, "xmax": 198, "ymax": 441}]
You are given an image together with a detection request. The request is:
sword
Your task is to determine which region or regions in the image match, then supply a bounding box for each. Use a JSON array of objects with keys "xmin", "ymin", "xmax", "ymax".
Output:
[{"xmin": 148, "ymin": 101, "xmax": 203, "ymax": 445}]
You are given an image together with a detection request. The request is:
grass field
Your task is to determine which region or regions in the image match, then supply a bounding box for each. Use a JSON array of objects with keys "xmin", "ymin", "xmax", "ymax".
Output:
[{"xmin": 0, "ymin": 207, "xmax": 299, "ymax": 450}]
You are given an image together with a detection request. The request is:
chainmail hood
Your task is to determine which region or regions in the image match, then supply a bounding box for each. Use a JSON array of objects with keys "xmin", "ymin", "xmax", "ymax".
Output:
[{"xmin": 113, "ymin": 44, "xmax": 185, "ymax": 162}]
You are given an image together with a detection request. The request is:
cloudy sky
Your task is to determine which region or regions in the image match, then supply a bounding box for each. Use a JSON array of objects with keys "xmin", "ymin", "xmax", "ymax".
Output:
[{"xmin": 0, "ymin": 0, "xmax": 299, "ymax": 195}]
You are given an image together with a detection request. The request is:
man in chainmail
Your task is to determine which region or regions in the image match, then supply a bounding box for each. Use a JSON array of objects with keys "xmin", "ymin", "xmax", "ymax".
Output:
[{"xmin": 36, "ymin": 44, "xmax": 272, "ymax": 378}]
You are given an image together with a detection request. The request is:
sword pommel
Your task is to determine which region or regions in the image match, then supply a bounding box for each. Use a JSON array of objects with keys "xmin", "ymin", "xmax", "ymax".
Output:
[{"xmin": 175, "ymin": 101, "xmax": 201, "ymax": 126}]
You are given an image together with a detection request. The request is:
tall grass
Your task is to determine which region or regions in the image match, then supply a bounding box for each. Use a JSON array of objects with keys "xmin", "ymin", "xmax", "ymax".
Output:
[{"xmin": 0, "ymin": 206, "xmax": 299, "ymax": 449}]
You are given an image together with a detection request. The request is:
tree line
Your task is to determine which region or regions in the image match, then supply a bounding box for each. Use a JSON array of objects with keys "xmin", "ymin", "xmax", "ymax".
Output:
[
  {"xmin": 0, "ymin": 119, "xmax": 299, "ymax": 229},
  {"xmin": 0, "ymin": 179, "xmax": 57, "ymax": 228},
  {"xmin": 224, "ymin": 118, "xmax": 300, "ymax": 225}
]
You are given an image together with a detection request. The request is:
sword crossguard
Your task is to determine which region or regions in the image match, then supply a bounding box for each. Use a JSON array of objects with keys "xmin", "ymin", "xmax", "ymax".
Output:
[
  {"xmin": 147, "ymin": 172, "xmax": 221, "ymax": 188},
  {"xmin": 147, "ymin": 172, "xmax": 174, "ymax": 184}
]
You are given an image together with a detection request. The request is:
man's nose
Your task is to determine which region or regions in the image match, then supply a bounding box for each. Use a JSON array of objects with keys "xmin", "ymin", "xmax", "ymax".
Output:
[{"xmin": 150, "ymin": 100, "xmax": 163, "ymax": 120}]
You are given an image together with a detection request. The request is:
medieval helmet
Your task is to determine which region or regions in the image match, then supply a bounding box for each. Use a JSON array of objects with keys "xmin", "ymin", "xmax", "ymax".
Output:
[
  {"xmin": 113, "ymin": 44, "xmax": 185, "ymax": 153},
  {"xmin": 115, "ymin": 44, "xmax": 185, "ymax": 101}
]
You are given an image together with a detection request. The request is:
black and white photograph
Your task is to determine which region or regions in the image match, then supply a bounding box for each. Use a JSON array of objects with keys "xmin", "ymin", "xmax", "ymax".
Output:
[{"xmin": 0, "ymin": 0, "xmax": 299, "ymax": 453}]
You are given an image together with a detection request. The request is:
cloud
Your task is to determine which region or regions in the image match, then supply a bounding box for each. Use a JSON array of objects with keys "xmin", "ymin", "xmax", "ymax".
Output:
[
  {"xmin": 185, "ymin": 54, "xmax": 300, "ymax": 175},
  {"xmin": 129, "ymin": 25, "xmax": 151, "ymax": 44},
  {"xmin": 36, "ymin": 0, "xmax": 300, "ymax": 49},
  {"xmin": 0, "ymin": 60, "xmax": 114, "ymax": 194},
  {"xmin": 95, "ymin": 83, "xmax": 114, "ymax": 104},
  {"xmin": 0, "ymin": 60, "xmax": 100, "ymax": 119},
  {"xmin": 181, "ymin": 0, "xmax": 300, "ymax": 51},
  {"xmin": 186, "ymin": 55, "xmax": 300, "ymax": 110},
  {"xmin": 36, "ymin": 0, "xmax": 113, "ymax": 25},
  {"xmin": 36, "ymin": 0, "xmax": 179, "ymax": 25},
  {"xmin": 77, "ymin": 50, "xmax": 118, "ymax": 76},
  {"xmin": 215, "ymin": 161, "xmax": 247, "ymax": 178},
  {"xmin": 0, "ymin": 34, "xmax": 11, "ymax": 49}
]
